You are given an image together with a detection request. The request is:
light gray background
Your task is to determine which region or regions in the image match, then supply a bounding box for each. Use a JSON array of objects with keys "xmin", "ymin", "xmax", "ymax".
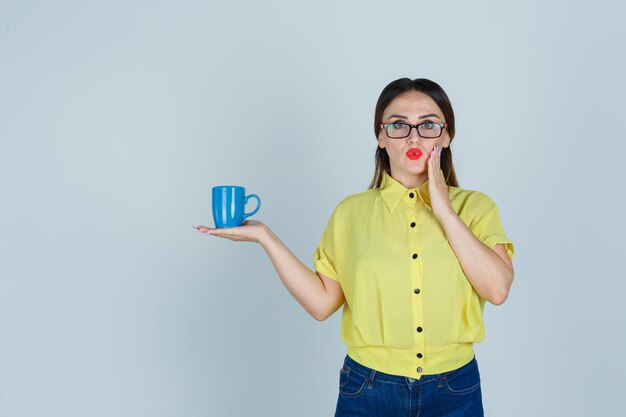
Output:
[{"xmin": 1, "ymin": 0, "xmax": 625, "ymax": 416}]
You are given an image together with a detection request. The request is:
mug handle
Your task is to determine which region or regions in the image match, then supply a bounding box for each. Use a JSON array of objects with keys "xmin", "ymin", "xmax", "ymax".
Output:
[{"xmin": 243, "ymin": 194, "xmax": 261, "ymax": 219}]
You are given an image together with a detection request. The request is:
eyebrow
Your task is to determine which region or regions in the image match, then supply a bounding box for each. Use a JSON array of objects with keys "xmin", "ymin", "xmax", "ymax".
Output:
[{"xmin": 387, "ymin": 113, "xmax": 441, "ymax": 120}]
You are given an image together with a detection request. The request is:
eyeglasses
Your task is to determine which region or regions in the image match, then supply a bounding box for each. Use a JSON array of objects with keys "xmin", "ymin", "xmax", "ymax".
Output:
[{"xmin": 379, "ymin": 122, "xmax": 448, "ymax": 139}]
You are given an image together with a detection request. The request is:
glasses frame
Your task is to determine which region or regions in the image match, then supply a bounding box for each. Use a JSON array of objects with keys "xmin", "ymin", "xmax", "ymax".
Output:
[{"xmin": 379, "ymin": 122, "xmax": 448, "ymax": 139}]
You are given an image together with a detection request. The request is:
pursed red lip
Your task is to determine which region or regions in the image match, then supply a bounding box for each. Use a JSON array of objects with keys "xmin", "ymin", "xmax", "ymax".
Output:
[{"xmin": 405, "ymin": 149, "xmax": 423, "ymax": 160}]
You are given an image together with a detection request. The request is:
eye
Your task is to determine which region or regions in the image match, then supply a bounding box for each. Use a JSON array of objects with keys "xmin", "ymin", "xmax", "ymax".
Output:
[
  {"xmin": 390, "ymin": 122, "xmax": 407, "ymax": 129},
  {"xmin": 421, "ymin": 122, "xmax": 436, "ymax": 130}
]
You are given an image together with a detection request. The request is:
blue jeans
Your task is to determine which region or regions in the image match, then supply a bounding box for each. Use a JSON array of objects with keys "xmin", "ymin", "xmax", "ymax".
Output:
[{"xmin": 334, "ymin": 355, "xmax": 484, "ymax": 417}]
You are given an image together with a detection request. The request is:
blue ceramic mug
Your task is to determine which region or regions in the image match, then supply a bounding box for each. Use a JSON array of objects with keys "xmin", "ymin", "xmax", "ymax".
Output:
[{"xmin": 212, "ymin": 185, "xmax": 261, "ymax": 228}]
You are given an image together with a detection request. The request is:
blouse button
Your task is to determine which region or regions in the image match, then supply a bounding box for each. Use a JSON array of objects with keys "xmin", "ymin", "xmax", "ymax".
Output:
[
  {"xmin": 412, "ymin": 253, "xmax": 418, "ymax": 259},
  {"xmin": 416, "ymin": 326, "xmax": 423, "ymax": 333},
  {"xmin": 409, "ymin": 192, "xmax": 415, "ymax": 198},
  {"xmin": 414, "ymin": 288, "xmax": 420, "ymax": 294},
  {"xmin": 417, "ymin": 367, "xmax": 423, "ymax": 373},
  {"xmin": 416, "ymin": 353, "xmax": 423, "ymax": 358},
  {"xmin": 410, "ymin": 222, "xmax": 416, "ymax": 228}
]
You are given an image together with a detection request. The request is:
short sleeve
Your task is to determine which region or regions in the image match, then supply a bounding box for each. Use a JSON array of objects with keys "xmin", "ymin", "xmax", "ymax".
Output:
[
  {"xmin": 313, "ymin": 208, "xmax": 340, "ymax": 282},
  {"xmin": 468, "ymin": 193, "xmax": 515, "ymax": 261}
]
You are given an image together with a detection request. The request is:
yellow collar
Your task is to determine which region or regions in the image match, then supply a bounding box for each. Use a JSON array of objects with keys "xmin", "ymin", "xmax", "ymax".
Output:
[{"xmin": 379, "ymin": 172, "xmax": 431, "ymax": 212}]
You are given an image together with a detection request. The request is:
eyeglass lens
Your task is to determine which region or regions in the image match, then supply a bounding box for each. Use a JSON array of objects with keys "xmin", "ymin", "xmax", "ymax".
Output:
[{"xmin": 386, "ymin": 123, "xmax": 442, "ymax": 139}]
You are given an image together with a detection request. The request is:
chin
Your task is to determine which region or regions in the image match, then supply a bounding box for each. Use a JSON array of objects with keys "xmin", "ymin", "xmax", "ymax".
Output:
[{"xmin": 406, "ymin": 162, "xmax": 427, "ymax": 174}]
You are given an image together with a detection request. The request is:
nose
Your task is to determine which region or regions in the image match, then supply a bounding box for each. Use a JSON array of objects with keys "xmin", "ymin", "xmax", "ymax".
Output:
[{"xmin": 406, "ymin": 127, "xmax": 421, "ymax": 143}]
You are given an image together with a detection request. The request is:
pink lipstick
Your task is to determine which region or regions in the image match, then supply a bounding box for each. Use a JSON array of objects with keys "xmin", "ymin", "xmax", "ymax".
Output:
[{"xmin": 406, "ymin": 149, "xmax": 422, "ymax": 160}]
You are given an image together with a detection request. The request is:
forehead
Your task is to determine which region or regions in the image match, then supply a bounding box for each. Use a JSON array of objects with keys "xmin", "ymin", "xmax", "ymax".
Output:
[{"xmin": 382, "ymin": 91, "xmax": 443, "ymax": 119}]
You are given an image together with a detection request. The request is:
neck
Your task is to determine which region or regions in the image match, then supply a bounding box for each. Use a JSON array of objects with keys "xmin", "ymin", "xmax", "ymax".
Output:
[{"xmin": 390, "ymin": 170, "xmax": 428, "ymax": 189}]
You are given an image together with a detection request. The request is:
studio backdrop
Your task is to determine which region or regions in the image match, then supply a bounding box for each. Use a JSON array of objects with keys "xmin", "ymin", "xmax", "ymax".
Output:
[{"xmin": 1, "ymin": 1, "xmax": 624, "ymax": 416}]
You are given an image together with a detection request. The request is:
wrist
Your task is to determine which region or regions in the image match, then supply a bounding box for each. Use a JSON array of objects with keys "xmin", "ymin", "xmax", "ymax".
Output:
[
  {"xmin": 257, "ymin": 224, "xmax": 275, "ymax": 247},
  {"xmin": 434, "ymin": 207, "xmax": 457, "ymax": 224}
]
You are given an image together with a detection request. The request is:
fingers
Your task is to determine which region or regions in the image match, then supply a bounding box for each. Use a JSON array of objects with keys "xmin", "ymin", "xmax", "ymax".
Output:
[
  {"xmin": 194, "ymin": 224, "xmax": 253, "ymax": 242},
  {"xmin": 428, "ymin": 144, "xmax": 445, "ymax": 183},
  {"xmin": 210, "ymin": 233, "xmax": 244, "ymax": 241},
  {"xmin": 196, "ymin": 225, "xmax": 233, "ymax": 235},
  {"xmin": 433, "ymin": 143, "xmax": 441, "ymax": 165},
  {"xmin": 195, "ymin": 225, "xmax": 214, "ymax": 233},
  {"xmin": 428, "ymin": 144, "xmax": 438, "ymax": 176},
  {"xmin": 195, "ymin": 225, "xmax": 225, "ymax": 236}
]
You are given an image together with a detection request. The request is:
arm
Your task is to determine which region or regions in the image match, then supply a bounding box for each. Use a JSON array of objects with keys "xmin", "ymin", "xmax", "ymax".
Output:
[
  {"xmin": 196, "ymin": 221, "xmax": 345, "ymax": 320},
  {"xmin": 436, "ymin": 214, "xmax": 513, "ymax": 305},
  {"xmin": 428, "ymin": 145, "xmax": 514, "ymax": 305}
]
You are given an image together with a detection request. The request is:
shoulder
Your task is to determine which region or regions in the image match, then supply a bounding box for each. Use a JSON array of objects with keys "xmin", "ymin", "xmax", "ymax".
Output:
[
  {"xmin": 448, "ymin": 186, "xmax": 499, "ymax": 217},
  {"xmin": 326, "ymin": 188, "xmax": 379, "ymax": 224},
  {"xmin": 334, "ymin": 188, "xmax": 379, "ymax": 212}
]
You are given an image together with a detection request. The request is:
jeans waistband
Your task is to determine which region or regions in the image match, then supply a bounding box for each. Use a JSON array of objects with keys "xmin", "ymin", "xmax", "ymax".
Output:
[{"xmin": 342, "ymin": 354, "xmax": 477, "ymax": 386}]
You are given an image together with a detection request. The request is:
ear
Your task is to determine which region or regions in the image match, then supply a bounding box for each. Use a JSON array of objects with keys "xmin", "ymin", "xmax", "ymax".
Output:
[
  {"xmin": 442, "ymin": 131, "xmax": 451, "ymax": 148},
  {"xmin": 377, "ymin": 133, "xmax": 386, "ymax": 149}
]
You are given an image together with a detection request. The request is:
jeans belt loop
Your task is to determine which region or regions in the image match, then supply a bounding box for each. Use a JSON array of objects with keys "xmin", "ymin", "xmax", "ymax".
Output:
[{"xmin": 368, "ymin": 369, "xmax": 377, "ymax": 389}]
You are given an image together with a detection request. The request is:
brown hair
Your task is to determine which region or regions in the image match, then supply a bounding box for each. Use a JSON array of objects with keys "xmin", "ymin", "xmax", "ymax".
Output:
[{"xmin": 369, "ymin": 78, "xmax": 459, "ymax": 189}]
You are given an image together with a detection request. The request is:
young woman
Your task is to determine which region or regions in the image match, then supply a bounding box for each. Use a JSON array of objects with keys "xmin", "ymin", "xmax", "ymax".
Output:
[{"xmin": 196, "ymin": 78, "xmax": 514, "ymax": 416}]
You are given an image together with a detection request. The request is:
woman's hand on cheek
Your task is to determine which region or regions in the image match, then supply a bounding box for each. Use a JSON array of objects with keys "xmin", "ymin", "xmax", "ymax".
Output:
[{"xmin": 427, "ymin": 144, "xmax": 454, "ymax": 221}]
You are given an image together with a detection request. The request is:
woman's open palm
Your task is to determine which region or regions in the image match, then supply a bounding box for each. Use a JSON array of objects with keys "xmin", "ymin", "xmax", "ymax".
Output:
[{"xmin": 195, "ymin": 220, "xmax": 268, "ymax": 243}]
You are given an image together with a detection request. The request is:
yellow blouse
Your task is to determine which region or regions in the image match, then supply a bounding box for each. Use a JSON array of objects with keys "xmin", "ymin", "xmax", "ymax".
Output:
[{"xmin": 314, "ymin": 172, "xmax": 514, "ymax": 379}]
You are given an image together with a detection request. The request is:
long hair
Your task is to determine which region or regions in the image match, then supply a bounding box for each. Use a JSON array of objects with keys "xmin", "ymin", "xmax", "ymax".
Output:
[{"xmin": 369, "ymin": 78, "xmax": 459, "ymax": 189}]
